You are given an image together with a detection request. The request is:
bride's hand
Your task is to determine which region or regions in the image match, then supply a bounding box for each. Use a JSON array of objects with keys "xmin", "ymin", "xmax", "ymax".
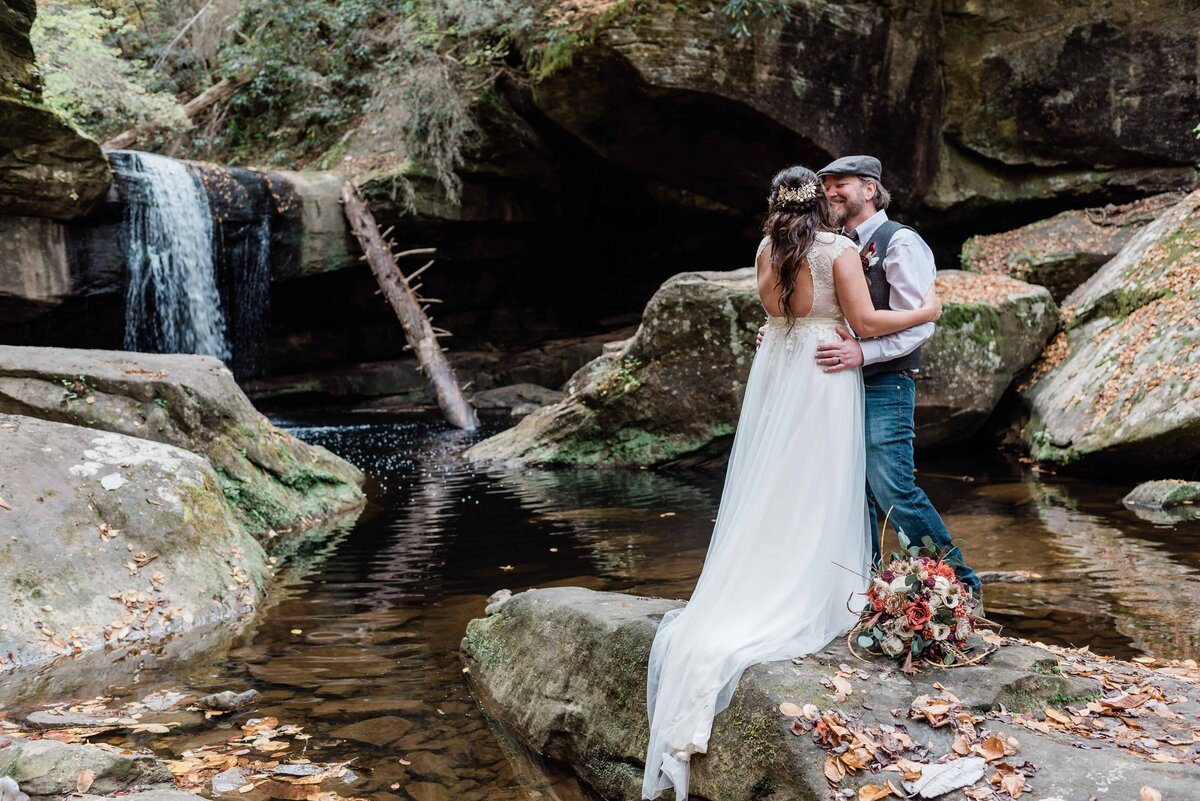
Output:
[{"xmin": 921, "ymin": 287, "xmax": 942, "ymax": 322}]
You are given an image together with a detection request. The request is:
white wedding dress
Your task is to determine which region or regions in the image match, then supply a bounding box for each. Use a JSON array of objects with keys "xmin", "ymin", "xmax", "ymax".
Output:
[{"xmin": 642, "ymin": 232, "xmax": 871, "ymax": 800}]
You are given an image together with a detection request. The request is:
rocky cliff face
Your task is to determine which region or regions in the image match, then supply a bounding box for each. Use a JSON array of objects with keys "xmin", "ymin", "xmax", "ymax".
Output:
[
  {"xmin": 936, "ymin": 1, "xmax": 1198, "ymax": 211},
  {"xmin": 0, "ymin": 0, "xmax": 110, "ymax": 219}
]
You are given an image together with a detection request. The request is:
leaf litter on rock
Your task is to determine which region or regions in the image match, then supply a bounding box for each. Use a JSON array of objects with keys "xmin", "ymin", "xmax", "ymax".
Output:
[{"xmin": 5, "ymin": 692, "xmax": 366, "ymax": 801}]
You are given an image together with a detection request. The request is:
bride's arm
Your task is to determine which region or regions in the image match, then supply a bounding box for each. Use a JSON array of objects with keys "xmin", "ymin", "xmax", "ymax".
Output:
[{"xmin": 832, "ymin": 247, "xmax": 940, "ymax": 338}]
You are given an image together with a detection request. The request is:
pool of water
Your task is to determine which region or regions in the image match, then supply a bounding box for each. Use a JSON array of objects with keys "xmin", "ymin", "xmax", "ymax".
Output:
[{"xmin": 8, "ymin": 413, "xmax": 1200, "ymax": 800}]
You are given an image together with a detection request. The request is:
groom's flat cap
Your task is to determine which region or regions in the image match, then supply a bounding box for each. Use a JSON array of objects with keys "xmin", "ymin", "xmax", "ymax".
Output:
[{"xmin": 817, "ymin": 155, "xmax": 882, "ymax": 182}]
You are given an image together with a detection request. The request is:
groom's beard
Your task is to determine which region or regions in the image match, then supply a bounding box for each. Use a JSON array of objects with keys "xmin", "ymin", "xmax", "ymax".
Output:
[{"xmin": 830, "ymin": 194, "xmax": 864, "ymax": 228}]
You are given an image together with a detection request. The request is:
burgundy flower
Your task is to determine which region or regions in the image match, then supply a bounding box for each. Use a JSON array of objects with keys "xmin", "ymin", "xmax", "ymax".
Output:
[{"xmin": 859, "ymin": 241, "xmax": 877, "ymax": 271}]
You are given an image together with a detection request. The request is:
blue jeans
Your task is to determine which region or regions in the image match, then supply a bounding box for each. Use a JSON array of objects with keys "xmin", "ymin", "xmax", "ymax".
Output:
[{"xmin": 864, "ymin": 372, "xmax": 981, "ymax": 590}]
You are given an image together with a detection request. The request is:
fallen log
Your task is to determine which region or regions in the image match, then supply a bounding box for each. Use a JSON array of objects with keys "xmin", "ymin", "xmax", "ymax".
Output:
[
  {"xmin": 102, "ymin": 68, "xmax": 257, "ymax": 150},
  {"xmin": 339, "ymin": 182, "xmax": 479, "ymax": 430}
]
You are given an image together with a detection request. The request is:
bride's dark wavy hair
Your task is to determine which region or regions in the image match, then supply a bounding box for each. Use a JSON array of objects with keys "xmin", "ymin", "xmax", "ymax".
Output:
[{"xmin": 762, "ymin": 165, "xmax": 837, "ymax": 325}]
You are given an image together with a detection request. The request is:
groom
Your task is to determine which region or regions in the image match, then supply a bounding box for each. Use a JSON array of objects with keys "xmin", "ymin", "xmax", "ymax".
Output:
[{"xmin": 763, "ymin": 155, "xmax": 981, "ymax": 595}]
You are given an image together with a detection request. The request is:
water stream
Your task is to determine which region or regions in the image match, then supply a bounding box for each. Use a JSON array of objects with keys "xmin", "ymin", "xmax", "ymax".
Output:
[
  {"xmin": 6, "ymin": 415, "xmax": 1200, "ymax": 800},
  {"xmin": 111, "ymin": 150, "xmax": 273, "ymax": 375},
  {"xmin": 113, "ymin": 150, "xmax": 230, "ymax": 361}
]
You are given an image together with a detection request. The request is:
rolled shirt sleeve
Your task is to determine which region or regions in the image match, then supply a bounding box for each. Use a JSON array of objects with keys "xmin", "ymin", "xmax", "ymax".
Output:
[{"xmin": 859, "ymin": 229, "xmax": 937, "ymax": 367}]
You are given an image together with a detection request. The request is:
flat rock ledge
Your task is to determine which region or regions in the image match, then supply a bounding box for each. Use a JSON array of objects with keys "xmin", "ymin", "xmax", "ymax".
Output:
[
  {"xmin": 0, "ymin": 346, "xmax": 364, "ymax": 539},
  {"xmin": 462, "ymin": 587, "xmax": 1200, "ymax": 800},
  {"xmin": 1122, "ymin": 480, "xmax": 1200, "ymax": 524},
  {"xmin": 0, "ymin": 736, "xmax": 204, "ymax": 801}
]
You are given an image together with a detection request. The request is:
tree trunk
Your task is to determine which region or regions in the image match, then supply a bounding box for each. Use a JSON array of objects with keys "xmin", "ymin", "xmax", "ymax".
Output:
[
  {"xmin": 102, "ymin": 68, "xmax": 257, "ymax": 151},
  {"xmin": 339, "ymin": 182, "xmax": 479, "ymax": 430}
]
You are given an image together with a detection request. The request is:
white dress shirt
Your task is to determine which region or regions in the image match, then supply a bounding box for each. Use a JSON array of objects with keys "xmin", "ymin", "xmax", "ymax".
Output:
[{"xmin": 847, "ymin": 209, "xmax": 936, "ymax": 367}]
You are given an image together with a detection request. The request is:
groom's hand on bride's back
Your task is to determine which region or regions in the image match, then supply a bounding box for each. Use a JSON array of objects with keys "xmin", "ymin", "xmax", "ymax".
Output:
[
  {"xmin": 815, "ymin": 327, "xmax": 864, "ymax": 373},
  {"xmin": 755, "ymin": 324, "xmax": 768, "ymax": 350}
]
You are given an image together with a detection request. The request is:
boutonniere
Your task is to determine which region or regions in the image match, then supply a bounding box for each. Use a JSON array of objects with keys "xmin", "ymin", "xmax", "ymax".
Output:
[{"xmin": 859, "ymin": 241, "xmax": 879, "ymax": 270}]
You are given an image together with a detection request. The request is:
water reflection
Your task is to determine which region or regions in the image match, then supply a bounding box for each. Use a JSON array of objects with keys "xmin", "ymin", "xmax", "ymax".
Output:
[{"xmin": 6, "ymin": 415, "xmax": 1200, "ymax": 801}]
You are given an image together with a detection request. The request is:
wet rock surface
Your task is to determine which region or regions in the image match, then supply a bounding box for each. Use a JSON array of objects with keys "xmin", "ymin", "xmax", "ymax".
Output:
[
  {"xmin": 1022, "ymin": 190, "xmax": 1200, "ymax": 473},
  {"xmin": 1122, "ymin": 480, "xmax": 1200, "ymax": 524},
  {"xmin": 463, "ymin": 587, "xmax": 1200, "ymax": 801},
  {"xmin": 1123, "ymin": 480, "xmax": 1200, "ymax": 510},
  {"xmin": 0, "ymin": 413, "xmax": 268, "ymax": 670},
  {"xmin": 0, "ymin": 346, "xmax": 364, "ymax": 538},
  {"xmin": 470, "ymin": 383, "xmax": 561, "ymax": 419}
]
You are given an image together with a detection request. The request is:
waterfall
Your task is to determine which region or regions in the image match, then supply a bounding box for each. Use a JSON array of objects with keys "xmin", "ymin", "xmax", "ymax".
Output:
[
  {"xmin": 114, "ymin": 150, "xmax": 231, "ymax": 361},
  {"xmin": 216, "ymin": 207, "xmax": 272, "ymax": 377}
]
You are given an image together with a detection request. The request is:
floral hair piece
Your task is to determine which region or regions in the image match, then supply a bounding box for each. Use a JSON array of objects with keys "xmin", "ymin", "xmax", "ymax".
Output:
[{"xmin": 774, "ymin": 180, "xmax": 819, "ymax": 209}]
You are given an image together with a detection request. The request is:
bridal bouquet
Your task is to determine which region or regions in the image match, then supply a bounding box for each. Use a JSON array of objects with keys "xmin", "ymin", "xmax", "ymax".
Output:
[{"xmin": 850, "ymin": 532, "xmax": 989, "ymax": 673}]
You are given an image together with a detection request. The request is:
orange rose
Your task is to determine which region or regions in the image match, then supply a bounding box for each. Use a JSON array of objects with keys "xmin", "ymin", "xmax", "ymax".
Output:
[
  {"xmin": 935, "ymin": 563, "xmax": 956, "ymax": 580},
  {"xmin": 904, "ymin": 600, "xmax": 932, "ymax": 629},
  {"xmin": 867, "ymin": 587, "xmax": 886, "ymax": 612}
]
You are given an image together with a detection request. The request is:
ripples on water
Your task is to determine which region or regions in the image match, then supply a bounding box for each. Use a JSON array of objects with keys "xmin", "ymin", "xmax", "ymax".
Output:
[{"xmin": 8, "ymin": 414, "xmax": 1200, "ymax": 800}]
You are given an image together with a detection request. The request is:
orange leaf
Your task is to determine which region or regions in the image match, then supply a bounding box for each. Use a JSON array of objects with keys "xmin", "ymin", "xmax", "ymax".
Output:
[
  {"xmin": 1000, "ymin": 772, "xmax": 1026, "ymax": 799},
  {"xmin": 1044, "ymin": 708, "xmax": 1072, "ymax": 725},
  {"xmin": 823, "ymin": 754, "xmax": 846, "ymax": 784},
  {"xmin": 76, "ymin": 769, "xmax": 95, "ymax": 794},
  {"xmin": 976, "ymin": 735, "xmax": 1007, "ymax": 762},
  {"xmin": 857, "ymin": 784, "xmax": 893, "ymax": 801},
  {"xmin": 1141, "ymin": 787, "xmax": 1163, "ymax": 801},
  {"xmin": 779, "ymin": 702, "xmax": 804, "ymax": 717}
]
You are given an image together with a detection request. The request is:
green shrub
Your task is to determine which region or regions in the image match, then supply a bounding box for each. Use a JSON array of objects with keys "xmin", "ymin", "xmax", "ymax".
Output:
[{"xmin": 31, "ymin": 0, "xmax": 189, "ymax": 141}]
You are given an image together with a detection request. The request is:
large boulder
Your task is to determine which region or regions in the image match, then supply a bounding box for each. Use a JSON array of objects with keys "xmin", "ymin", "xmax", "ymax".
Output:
[
  {"xmin": 916, "ymin": 271, "xmax": 1058, "ymax": 445},
  {"xmin": 0, "ymin": 346, "xmax": 364, "ymax": 537},
  {"xmin": 463, "ymin": 587, "xmax": 1200, "ymax": 800},
  {"xmin": 0, "ymin": 413, "xmax": 268, "ymax": 670},
  {"xmin": 960, "ymin": 193, "xmax": 1184, "ymax": 302},
  {"xmin": 1022, "ymin": 190, "xmax": 1200, "ymax": 473},
  {"xmin": 467, "ymin": 266, "xmax": 1055, "ymax": 465},
  {"xmin": 0, "ymin": 737, "xmax": 172, "ymax": 797},
  {"xmin": 0, "ymin": 0, "xmax": 110, "ymax": 219},
  {"xmin": 466, "ymin": 269, "xmax": 762, "ymax": 466}
]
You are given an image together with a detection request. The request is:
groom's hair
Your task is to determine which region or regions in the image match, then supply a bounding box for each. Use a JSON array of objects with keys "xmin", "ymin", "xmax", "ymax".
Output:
[{"xmin": 867, "ymin": 180, "xmax": 892, "ymax": 211}]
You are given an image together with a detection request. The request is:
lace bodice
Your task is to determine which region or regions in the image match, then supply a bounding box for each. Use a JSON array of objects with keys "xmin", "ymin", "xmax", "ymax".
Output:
[{"xmin": 756, "ymin": 231, "xmax": 856, "ymax": 322}]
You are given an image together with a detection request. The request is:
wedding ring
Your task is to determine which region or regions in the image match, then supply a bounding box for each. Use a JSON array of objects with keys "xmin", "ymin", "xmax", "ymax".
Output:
[{"xmin": 836, "ymin": 356, "xmax": 842, "ymax": 364}]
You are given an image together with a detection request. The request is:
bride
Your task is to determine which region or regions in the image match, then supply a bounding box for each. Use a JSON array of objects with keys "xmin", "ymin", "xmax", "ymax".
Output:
[{"xmin": 642, "ymin": 165, "xmax": 942, "ymax": 800}]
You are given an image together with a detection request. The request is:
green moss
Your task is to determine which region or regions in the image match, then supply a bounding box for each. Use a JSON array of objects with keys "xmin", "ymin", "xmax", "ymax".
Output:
[
  {"xmin": 526, "ymin": 0, "xmax": 637, "ymax": 83},
  {"xmin": 463, "ymin": 620, "xmax": 511, "ymax": 670},
  {"xmin": 749, "ymin": 775, "xmax": 776, "ymax": 800},
  {"xmin": 215, "ymin": 467, "xmax": 292, "ymax": 533},
  {"xmin": 1109, "ymin": 287, "xmax": 1169, "ymax": 320},
  {"xmin": 940, "ymin": 302, "xmax": 1002, "ymax": 349}
]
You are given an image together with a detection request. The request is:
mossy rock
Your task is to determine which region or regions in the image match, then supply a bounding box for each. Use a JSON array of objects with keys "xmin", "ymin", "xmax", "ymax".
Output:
[
  {"xmin": 466, "ymin": 269, "xmax": 761, "ymax": 467},
  {"xmin": 0, "ymin": 413, "xmax": 269, "ymax": 671},
  {"xmin": 916, "ymin": 270, "xmax": 1058, "ymax": 446},
  {"xmin": 462, "ymin": 587, "xmax": 1199, "ymax": 800},
  {"xmin": 0, "ymin": 346, "xmax": 365, "ymax": 539},
  {"xmin": 1021, "ymin": 190, "xmax": 1200, "ymax": 473}
]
